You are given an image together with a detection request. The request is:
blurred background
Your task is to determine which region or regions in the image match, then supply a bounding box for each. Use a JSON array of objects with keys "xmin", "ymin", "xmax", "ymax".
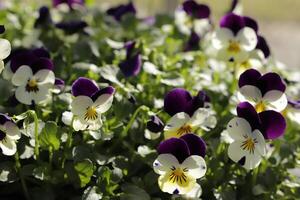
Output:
[{"xmin": 3, "ymin": 0, "xmax": 300, "ymax": 69}]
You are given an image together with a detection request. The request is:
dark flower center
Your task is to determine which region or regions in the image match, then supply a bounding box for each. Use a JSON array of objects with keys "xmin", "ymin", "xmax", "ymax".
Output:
[
  {"xmin": 0, "ymin": 130, "xmax": 6, "ymax": 141},
  {"xmin": 26, "ymin": 79, "xmax": 39, "ymax": 93}
]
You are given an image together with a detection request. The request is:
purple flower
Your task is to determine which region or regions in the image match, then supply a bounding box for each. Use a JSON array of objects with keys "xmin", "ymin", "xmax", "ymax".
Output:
[
  {"xmin": 182, "ymin": 0, "xmax": 210, "ymax": 19},
  {"xmin": 53, "ymin": 0, "xmax": 84, "ymax": 8},
  {"xmin": 34, "ymin": 6, "xmax": 52, "ymax": 28},
  {"xmin": 56, "ymin": 20, "xmax": 87, "ymax": 34},
  {"xmin": 238, "ymin": 69, "xmax": 287, "ymax": 112},
  {"xmin": 256, "ymin": 35, "xmax": 270, "ymax": 58},
  {"xmin": 146, "ymin": 115, "xmax": 164, "ymax": 133},
  {"xmin": 164, "ymin": 88, "xmax": 210, "ymax": 116},
  {"xmin": 184, "ymin": 32, "xmax": 201, "ymax": 51},
  {"xmin": 237, "ymin": 102, "xmax": 286, "ymax": 139},
  {"xmin": 0, "ymin": 25, "xmax": 5, "ymax": 34},
  {"xmin": 106, "ymin": 2, "xmax": 136, "ymax": 21},
  {"xmin": 53, "ymin": 78, "xmax": 65, "ymax": 93},
  {"xmin": 119, "ymin": 41, "xmax": 142, "ymax": 77}
]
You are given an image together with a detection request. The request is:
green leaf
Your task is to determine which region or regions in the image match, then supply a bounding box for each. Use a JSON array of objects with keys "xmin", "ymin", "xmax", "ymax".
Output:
[
  {"xmin": 75, "ymin": 159, "xmax": 94, "ymax": 187},
  {"xmin": 39, "ymin": 121, "xmax": 60, "ymax": 151}
]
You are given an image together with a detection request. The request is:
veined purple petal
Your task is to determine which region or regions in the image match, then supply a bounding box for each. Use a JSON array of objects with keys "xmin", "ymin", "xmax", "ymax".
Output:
[
  {"xmin": 146, "ymin": 115, "xmax": 164, "ymax": 133},
  {"xmin": 0, "ymin": 25, "xmax": 5, "ymax": 34},
  {"xmin": 164, "ymin": 88, "xmax": 193, "ymax": 116},
  {"xmin": 256, "ymin": 35, "xmax": 270, "ymax": 58},
  {"xmin": 106, "ymin": 2, "xmax": 136, "ymax": 21},
  {"xmin": 30, "ymin": 58, "xmax": 54, "ymax": 73},
  {"xmin": 91, "ymin": 86, "xmax": 115, "ymax": 102},
  {"xmin": 243, "ymin": 16, "xmax": 258, "ymax": 33},
  {"xmin": 0, "ymin": 114, "xmax": 11, "ymax": 125},
  {"xmin": 220, "ymin": 13, "xmax": 245, "ymax": 35},
  {"xmin": 183, "ymin": 0, "xmax": 210, "ymax": 19},
  {"xmin": 180, "ymin": 133, "xmax": 206, "ymax": 157},
  {"xmin": 237, "ymin": 102, "xmax": 260, "ymax": 131},
  {"xmin": 256, "ymin": 72, "xmax": 286, "ymax": 96},
  {"xmin": 71, "ymin": 77, "xmax": 99, "ymax": 97},
  {"xmin": 158, "ymin": 138, "xmax": 190, "ymax": 163},
  {"xmin": 238, "ymin": 69, "xmax": 261, "ymax": 88},
  {"xmin": 259, "ymin": 111, "xmax": 286, "ymax": 139},
  {"xmin": 119, "ymin": 53, "xmax": 142, "ymax": 77},
  {"xmin": 56, "ymin": 20, "xmax": 87, "ymax": 34}
]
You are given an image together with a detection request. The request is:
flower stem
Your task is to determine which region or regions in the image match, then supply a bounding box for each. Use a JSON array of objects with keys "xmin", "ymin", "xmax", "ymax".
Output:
[
  {"xmin": 15, "ymin": 152, "xmax": 30, "ymax": 200},
  {"xmin": 28, "ymin": 110, "xmax": 39, "ymax": 160}
]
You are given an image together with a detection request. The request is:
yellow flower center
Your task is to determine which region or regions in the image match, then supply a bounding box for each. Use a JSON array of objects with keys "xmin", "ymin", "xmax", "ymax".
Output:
[
  {"xmin": 255, "ymin": 101, "xmax": 266, "ymax": 113},
  {"xmin": 26, "ymin": 79, "xmax": 39, "ymax": 93},
  {"xmin": 240, "ymin": 136, "xmax": 257, "ymax": 154},
  {"xmin": 177, "ymin": 124, "xmax": 192, "ymax": 136},
  {"xmin": 84, "ymin": 107, "xmax": 98, "ymax": 121},
  {"xmin": 169, "ymin": 167, "xmax": 188, "ymax": 184},
  {"xmin": 228, "ymin": 40, "xmax": 241, "ymax": 53},
  {"xmin": 240, "ymin": 60, "xmax": 250, "ymax": 70}
]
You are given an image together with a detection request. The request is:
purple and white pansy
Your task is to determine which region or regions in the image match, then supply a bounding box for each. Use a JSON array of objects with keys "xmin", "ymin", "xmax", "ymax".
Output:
[
  {"xmin": 238, "ymin": 69, "xmax": 287, "ymax": 113},
  {"xmin": 153, "ymin": 133, "xmax": 206, "ymax": 196},
  {"xmin": 0, "ymin": 114, "xmax": 21, "ymax": 156},
  {"xmin": 175, "ymin": 0, "xmax": 211, "ymax": 36},
  {"xmin": 163, "ymin": 88, "xmax": 216, "ymax": 139},
  {"xmin": 70, "ymin": 77, "xmax": 115, "ymax": 131},
  {"xmin": 145, "ymin": 115, "xmax": 164, "ymax": 140},
  {"xmin": 8, "ymin": 48, "xmax": 55, "ymax": 105},
  {"xmin": 227, "ymin": 102, "xmax": 286, "ymax": 169},
  {"xmin": 212, "ymin": 13, "xmax": 258, "ymax": 62},
  {"xmin": 0, "ymin": 26, "xmax": 11, "ymax": 74}
]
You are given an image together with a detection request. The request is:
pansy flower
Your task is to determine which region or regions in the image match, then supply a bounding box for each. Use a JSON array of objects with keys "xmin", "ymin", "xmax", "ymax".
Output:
[
  {"xmin": 0, "ymin": 25, "xmax": 11, "ymax": 74},
  {"xmin": 145, "ymin": 115, "xmax": 164, "ymax": 140},
  {"xmin": 175, "ymin": 0, "xmax": 211, "ymax": 36},
  {"xmin": 34, "ymin": 6, "xmax": 52, "ymax": 28},
  {"xmin": 163, "ymin": 88, "xmax": 216, "ymax": 139},
  {"xmin": 153, "ymin": 133, "xmax": 206, "ymax": 196},
  {"xmin": 106, "ymin": 2, "xmax": 136, "ymax": 21},
  {"xmin": 53, "ymin": 0, "xmax": 84, "ymax": 8},
  {"xmin": 227, "ymin": 102, "xmax": 286, "ymax": 169},
  {"xmin": 56, "ymin": 20, "xmax": 87, "ymax": 34},
  {"xmin": 119, "ymin": 41, "xmax": 142, "ymax": 77},
  {"xmin": 255, "ymin": 35, "xmax": 270, "ymax": 59},
  {"xmin": 212, "ymin": 13, "xmax": 258, "ymax": 62},
  {"xmin": 238, "ymin": 69, "xmax": 287, "ymax": 113},
  {"xmin": 283, "ymin": 99, "xmax": 300, "ymax": 125},
  {"xmin": 0, "ymin": 114, "xmax": 21, "ymax": 156},
  {"xmin": 71, "ymin": 77, "xmax": 115, "ymax": 131}
]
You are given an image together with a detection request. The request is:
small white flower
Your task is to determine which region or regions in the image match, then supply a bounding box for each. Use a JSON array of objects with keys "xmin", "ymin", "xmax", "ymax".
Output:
[
  {"xmin": 0, "ymin": 120, "xmax": 21, "ymax": 156},
  {"xmin": 0, "ymin": 38, "xmax": 11, "ymax": 74},
  {"xmin": 11, "ymin": 65, "xmax": 55, "ymax": 105},
  {"xmin": 227, "ymin": 117, "xmax": 266, "ymax": 170}
]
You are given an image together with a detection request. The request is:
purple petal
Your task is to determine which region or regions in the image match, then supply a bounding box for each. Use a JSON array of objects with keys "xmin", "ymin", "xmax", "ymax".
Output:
[
  {"xmin": 288, "ymin": 99, "xmax": 300, "ymax": 109},
  {"xmin": 164, "ymin": 88, "xmax": 193, "ymax": 116},
  {"xmin": 124, "ymin": 41, "xmax": 136, "ymax": 57},
  {"xmin": 0, "ymin": 114, "xmax": 11, "ymax": 125},
  {"xmin": 238, "ymin": 69, "xmax": 262, "ymax": 88},
  {"xmin": 183, "ymin": 0, "xmax": 210, "ymax": 19},
  {"xmin": 91, "ymin": 86, "xmax": 115, "ymax": 102},
  {"xmin": 56, "ymin": 20, "xmax": 87, "ymax": 34},
  {"xmin": 243, "ymin": 16, "xmax": 258, "ymax": 33},
  {"xmin": 157, "ymin": 138, "xmax": 190, "ymax": 163},
  {"xmin": 184, "ymin": 32, "xmax": 201, "ymax": 52},
  {"xmin": 54, "ymin": 78, "xmax": 65, "ymax": 90},
  {"xmin": 32, "ymin": 47, "xmax": 50, "ymax": 58},
  {"xmin": 71, "ymin": 77, "xmax": 99, "ymax": 97},
  {"xmin": 237, "ymin": 102, "xmax": 260, "ymax": 131},
  {"xmin": 0, "ymin": 25, "xmax": 5, "ymax": 34},
  {"xmin": 34, "ymin": 6, "xmax": 52, "ymax": 28},
  {"xmin": 106, "ymin": 2, "xmax": 136, "ymax": 21},
  {"xmin": 30, "ymin": 58, "xmax": 54, "ymax": 73},
  {"xmin": 180, "ymin": 133, "xmax": 206, "ymax": 157},
  {"xmin": 259, "ymin": 111, "xmax": 286, "ymax": 139},
  {"xmin": 220, "ymin": 13, "xmax": 245, "ymax": 35},
  {"xmin": 119, "ymin": 54, "xmax": 142, "ymax": 77},
  {"xmin": 256, "ymin": 72, "xmax": 286, "ymax": 96},
  {"xmin": 146, "ymin": 115, "xmax": 164, "ymax": 133},
  {"xmin": 256, "ymin": 35, "xmax": 270, "ymax": 58},
  {"xmin": 186, "ymin": 90, "xmax": 210, "ymax": 116},
  {"xmin": 10, "ymin": 50, "xmax": 37, "ymax": 73},
  {"xmin": 228, "ymin": 0, "xmax": 239, "ymax": 13}
]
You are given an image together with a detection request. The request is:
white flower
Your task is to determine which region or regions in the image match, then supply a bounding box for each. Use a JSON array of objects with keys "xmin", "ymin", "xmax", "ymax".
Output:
[
  {"xmin": 0, "ymin": 121, "xmax": 21, "ymax": 156},
  {"xmin": 153, "ymin": 154, "xmax": 206, "ymax": 195},
  {"xmin": 71, "ymin": 92, "xmax": 114, "ymax": 131},
  {"xmin": 212, "ymin": 27, "xmax": 257, "ymax": 62},
  {"xmin": 11, "ymin": 65, "xmax": 55, "ymax": 105},
  {"xmin": 0, "ymin": 38, "xmax": 11, "ymax": 74},
  {"xmin": 164, "ymin": 108, "xmax": 216, "ymax": 139},
  {"xmin": 227, "ymin": 117, "xmax": 266, "ymax": 170}
]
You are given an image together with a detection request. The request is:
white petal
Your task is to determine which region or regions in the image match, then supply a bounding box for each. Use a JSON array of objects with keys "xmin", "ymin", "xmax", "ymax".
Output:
[
  {"xmin": 183, "ymin": 183, "xmax": 202, "ymax": 199},
  {"xmin": 62, "ymin": 111, "xmax": 73, "ymax": 126},
  {"xmin": 228, "ymin": 141, "xmax": 246, "ymax": 162},
  {"xmin": 32, "ymin": 84, "xmax": 52, "ymax": 104},
  {"xmin": 243, "ymin": 151, "xmax": 262, "ymax": 170},
  {"xmin": 144, "ymin": 129, "xmax": 161, "ymax": 140},
  {"xmin": 0, "ymin": 60, "xmax": 4, "ymax": 74},
  {"xmin": 236, "ymin": 27, "xmax": 257, "ymax": 51},
  {"xmin": 263, "ymin": 91, "xmax": 287, "ymax": 112},
  {"xmin": 201, "ymin": 115, "xmax": 217, "ymax": 131},
  {"xmin": 153, "ymin": 154, "xmax": 179, "ymax": 175},
  {"xmin": 4, "ymin": 121, "xmax": 20, "ymax": 140},
  {"xmin": 15, "ymin": 85, "xmax": 33, "ymax": 105},
  {"xmin": 2, "ymin": 65, "xmax": 14, "ymax": 80},
  {"xmin": 234, "ymin": 50, "xmax": 249, "ymax": 63},
  {"xmin": 238, "ymin": 85, "xmax": 262, "ymax": 103},
  {"xmin": 189, "ymin": 108, "xmax": 210, "ymax": 127},
  {"xmin": 71, "ymin": 96, "xmax": 93, "ymax": 116},
  {"xmin": 87, "ymin": 119, "xmax": 103, "ymax": 130},
  {"xmin": 194, "ymin": 19, "xmax": 210, "ymax": 36},
  {"xmin": 73, "ymin": 118, "xmax": 87, "ymax": 131},
  {"xmin": 252, "ymin": 129, "xmax": 266, "ymax": 156},
  {"xmin": 164, "ymin": 112, "xmax": 190, "ymax": 132},
  {"xmin": 12, "ymin": 65, "xmax": 33, "ymax": 86},
  {"xmin": 0, "ymin": 139, "xmax": 16, "ymax": 156},
  {"xmin": 34, "ymin": 69, "xmax": 55, "ymax": 84},
  {"xmin": 212, "ymin": 28, "xmax": 234, "ymax": 49},
  {"xmin": 227, "ymin": 117, "xmax": 252, "ymax": 141},
  {"xmin": 94, "ymin": 94, "xmax": 113, "ymax": 113},
  {"xmin": 181, "ymin": 155, "xmax": 207, "ymax": 179},
  {"xmin": 0, "ymin": 39, "xmax": 11, "ymax": 60}
]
